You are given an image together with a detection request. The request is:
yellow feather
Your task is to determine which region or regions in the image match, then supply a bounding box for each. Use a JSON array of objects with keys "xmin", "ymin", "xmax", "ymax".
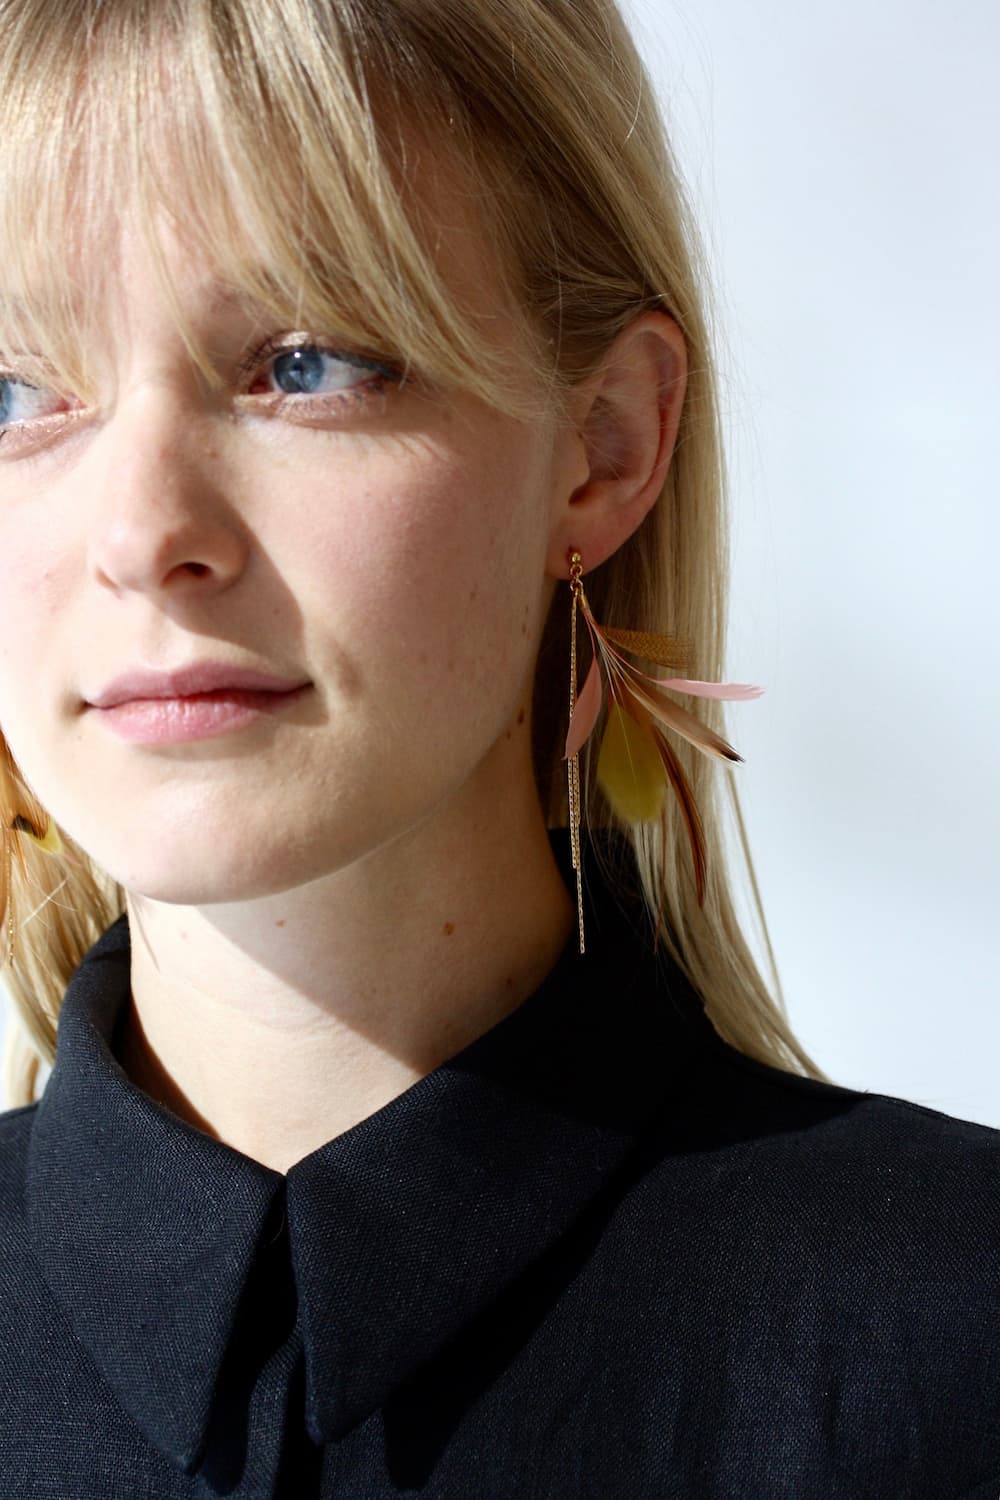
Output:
[
  {"xmin": 13, "ymin": 814, "xmax": 63, "ymax": 855},
  {"xmin": 596, "ymin": 702, "xmax": 667, "ymax": 823}
]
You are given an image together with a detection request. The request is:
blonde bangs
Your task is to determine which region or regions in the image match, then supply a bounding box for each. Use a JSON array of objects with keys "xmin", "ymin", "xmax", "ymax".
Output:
[{"xmin": 0, "ymin": 0, "xmax": 541, "ymax": 416}]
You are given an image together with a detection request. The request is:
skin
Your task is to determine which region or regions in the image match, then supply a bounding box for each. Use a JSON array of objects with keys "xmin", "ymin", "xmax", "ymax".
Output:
[{"xmin": 0, "ymin": 165, "xmax": 687, "ymax": 1175}]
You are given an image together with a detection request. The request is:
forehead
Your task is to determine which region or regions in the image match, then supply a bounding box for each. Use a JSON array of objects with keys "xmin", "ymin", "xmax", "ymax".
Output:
[
  {"xmin": 4, "ymin": 137, "xmax": 520, "ymax": 367},
  {"xmin": 0, "ymin": 20, "xmax": 542, "ymax": 418}
]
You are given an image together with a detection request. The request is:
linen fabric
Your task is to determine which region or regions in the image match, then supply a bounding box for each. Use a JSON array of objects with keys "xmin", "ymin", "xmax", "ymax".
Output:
[{"xmin": 0, "ymin": 828, "xmax": 997, "ymax": 1498}]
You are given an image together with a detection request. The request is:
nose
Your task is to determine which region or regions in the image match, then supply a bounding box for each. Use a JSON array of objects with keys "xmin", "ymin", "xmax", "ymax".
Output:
[{"xmin": 86, "ymin": 381, "xmax": 249, "ymax": 599}]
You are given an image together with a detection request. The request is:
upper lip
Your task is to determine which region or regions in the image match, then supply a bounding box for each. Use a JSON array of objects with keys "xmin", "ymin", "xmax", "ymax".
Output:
[{"xmin": 87, "ymin": 663, "xmax": 311, "ymax": 708}]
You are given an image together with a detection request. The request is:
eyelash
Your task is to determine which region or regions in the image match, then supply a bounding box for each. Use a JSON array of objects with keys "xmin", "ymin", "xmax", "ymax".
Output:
[{"xmin": 0, "ymin": 336, "xmax": 406, "ymax": 453}]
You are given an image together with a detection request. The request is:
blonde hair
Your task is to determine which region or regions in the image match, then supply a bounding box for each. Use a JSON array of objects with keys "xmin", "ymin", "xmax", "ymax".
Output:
[{"xmin": 0, "ymin": 0, "xmax": 831, "ymax": 1107}]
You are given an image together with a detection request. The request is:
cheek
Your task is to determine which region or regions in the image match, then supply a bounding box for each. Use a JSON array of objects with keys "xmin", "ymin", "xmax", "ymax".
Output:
[
  {"xmin": 290, "ymin": 438, "xmax": 548, "ymax": 739},
  {"xmin": 0, "ymin": 533, "xmax": 70, "ymax": 750},
  {"xmin": 0, "ymin": 611, "xmax": 53, "ymax": 811}
]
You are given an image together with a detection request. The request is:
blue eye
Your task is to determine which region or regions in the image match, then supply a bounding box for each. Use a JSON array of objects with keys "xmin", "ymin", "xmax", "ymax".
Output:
[
  {"xmin": 0, "ymin": 376, "xmax": 51, "ymax": 426},
  {"xmin": 249, "ymin": 340, "xmax": 401, "ymax": 399},
  {"xmin": 272, "ymin": 348, "xmax": 330, "ymax": 395},
  {"xmin": 0, "ymin": 338, "xmax": 404, "ymax": 455}
]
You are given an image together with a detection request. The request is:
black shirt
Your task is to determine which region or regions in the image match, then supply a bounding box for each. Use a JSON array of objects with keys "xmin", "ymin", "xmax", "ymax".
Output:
[{"xmin": 1, "ymin": 828, "xmax": 997, "ymax": 1498}]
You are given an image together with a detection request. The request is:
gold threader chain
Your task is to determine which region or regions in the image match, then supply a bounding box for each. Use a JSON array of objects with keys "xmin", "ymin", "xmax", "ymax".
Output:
[{"xmin": 567, "ymin": 550, "xmax": 586, "ymax": 955}]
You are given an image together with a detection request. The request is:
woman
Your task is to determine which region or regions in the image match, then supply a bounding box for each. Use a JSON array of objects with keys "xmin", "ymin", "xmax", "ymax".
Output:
[{"xmin": 0, "ymin": 1, "xmax": 995, "ymax": 1496}]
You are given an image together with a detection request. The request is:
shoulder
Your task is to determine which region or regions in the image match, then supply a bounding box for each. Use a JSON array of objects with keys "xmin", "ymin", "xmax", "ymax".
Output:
[
  {"xmin": 705, "ymin": 1037, "xmax": 1000, "ymax": 1182},
  {"xmin": 609, "ymin": 1048, "xmax": 1000, "ymax": 1496},
  {"xmin": 653, "ymin": 1034, "xmax": 1000, "ymax": 1285}
]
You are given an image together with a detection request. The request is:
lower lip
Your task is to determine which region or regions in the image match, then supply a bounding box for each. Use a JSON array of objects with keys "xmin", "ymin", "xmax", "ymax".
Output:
[{"xmin": 91, "ymin": 686, "xmax": 312, "ymax": 744}]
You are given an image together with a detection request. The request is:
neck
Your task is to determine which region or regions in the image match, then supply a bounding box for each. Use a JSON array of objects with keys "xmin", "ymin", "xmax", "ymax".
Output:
[{"xmin": 115, "ymin": 789, "xmax": 575, "ymax": 1175}]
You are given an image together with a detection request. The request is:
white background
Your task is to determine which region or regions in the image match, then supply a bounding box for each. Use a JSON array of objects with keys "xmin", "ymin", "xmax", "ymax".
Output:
[
  {"xmin": 621, "ymin": 0, "xmax": 998, "ymax": 1126},
  {"xmin": 2, "ymin": 3, "xmax": 998, "ymax": 1126}
]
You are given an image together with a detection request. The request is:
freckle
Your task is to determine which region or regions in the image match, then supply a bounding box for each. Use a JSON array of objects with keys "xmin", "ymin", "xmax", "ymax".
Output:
[
  {"xmin": 505, "ymin": 729, "xmax": 512, "ymax": 739},
  {"xmin": 505, "ymin": 975, "xmax": 514, "ymax": 989},
  {"xmin": 521, "ymin": 623, "xmax": 527, "ymax": 635},
  {"xmin": 442, "ymin": 921, "xmax": 455, "ymax": 936},
  {"xmin": 469, "ymin": 584, "xmax": 478, "ymax": 601},
  {"xmin": 517, "ymin": 709, "xmax": 525, "ymax": 725},
  {"xmin": 276, "ymin": 919, "xmax": 286, "ymax": 927}
]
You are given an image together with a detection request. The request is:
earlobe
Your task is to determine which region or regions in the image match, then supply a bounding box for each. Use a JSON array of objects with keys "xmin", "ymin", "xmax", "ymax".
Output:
[{"xmin": 547, "ymin": 311, "xmax": 687, "ymax": 578}]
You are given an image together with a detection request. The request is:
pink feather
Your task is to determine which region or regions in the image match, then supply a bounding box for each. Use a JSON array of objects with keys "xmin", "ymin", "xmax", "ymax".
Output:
[
  {"xmin": 564, "ymin": 653, "xmax": 604, "ymax": 758},
  {"xmin": 654, "ymin": 678, "xmax": 764, "ymax": 700}
]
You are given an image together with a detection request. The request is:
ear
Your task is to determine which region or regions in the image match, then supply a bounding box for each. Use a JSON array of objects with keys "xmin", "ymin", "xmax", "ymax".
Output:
[{"xmin": 545, "ymin": 310, "xmax": 688, "ymax": 579}]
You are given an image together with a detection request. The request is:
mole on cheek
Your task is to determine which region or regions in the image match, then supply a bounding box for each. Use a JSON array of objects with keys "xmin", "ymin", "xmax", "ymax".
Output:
[{"xmin": 442, "ymin": 921, "xmax": 456, "ymax": 936}]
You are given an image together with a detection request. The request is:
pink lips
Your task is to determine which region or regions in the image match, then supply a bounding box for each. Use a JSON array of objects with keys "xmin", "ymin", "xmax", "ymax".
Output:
[
  {"xmin": 92, "ymin": 686, "xmax": 312, "ymax": 744},
  {"xmin": 88, "ymin": 663, "xmax": 309, "ymax": 708},
  {"xmin": 85, "ymin": 663, "xmax": 312, "ymax": 744}
]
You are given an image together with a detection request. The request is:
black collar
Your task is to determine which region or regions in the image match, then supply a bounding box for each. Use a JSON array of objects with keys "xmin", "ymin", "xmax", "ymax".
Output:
[{"xmin": 25, "ymin": 828, "xmax": 717, "ymax": 1473}]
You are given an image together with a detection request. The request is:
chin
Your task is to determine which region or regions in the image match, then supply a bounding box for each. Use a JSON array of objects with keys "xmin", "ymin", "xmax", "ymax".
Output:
[{"xmin": 105, "ymin": 847, "xmax": 314, "ymax": 907}]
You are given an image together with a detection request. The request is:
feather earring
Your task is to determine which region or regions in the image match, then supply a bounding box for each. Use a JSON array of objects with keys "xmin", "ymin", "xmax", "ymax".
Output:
[{"xmin": 563, "ymin": 548, "xmax": 763, "ymax": 953}]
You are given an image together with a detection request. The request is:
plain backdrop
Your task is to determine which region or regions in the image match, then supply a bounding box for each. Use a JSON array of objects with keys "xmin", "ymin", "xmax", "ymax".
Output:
[
  {"xmin": 620, "ymin": 0, "xmax": 998, "ymax": 1126},
  {"xmin": 2, "ymin": 2, "xmax": 997, "ymax": 1126}
]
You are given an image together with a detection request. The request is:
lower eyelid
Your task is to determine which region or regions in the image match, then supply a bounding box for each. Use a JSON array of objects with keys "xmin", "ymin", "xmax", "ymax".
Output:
[
  {"xmin": 0, "ymin": 375, "xmax": 396, "ymax": 451},
  {"xmin": 234, "ymin": 382, "xmax": 392, "ymax": 418},
  {"xmin": 3, "ymin": 405, "xmax": 88, "ymax": 431}
]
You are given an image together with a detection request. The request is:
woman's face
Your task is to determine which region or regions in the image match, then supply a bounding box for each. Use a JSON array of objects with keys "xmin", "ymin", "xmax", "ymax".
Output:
[{"xmin": 0, "ymin": 183, "xmax": 580, "ymax": 902}]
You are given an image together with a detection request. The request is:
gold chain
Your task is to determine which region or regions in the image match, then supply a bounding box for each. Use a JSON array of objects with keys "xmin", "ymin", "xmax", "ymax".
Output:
[{"xmin": 567, "ymin": 550, "xmax": 586, "ymax": 954}]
